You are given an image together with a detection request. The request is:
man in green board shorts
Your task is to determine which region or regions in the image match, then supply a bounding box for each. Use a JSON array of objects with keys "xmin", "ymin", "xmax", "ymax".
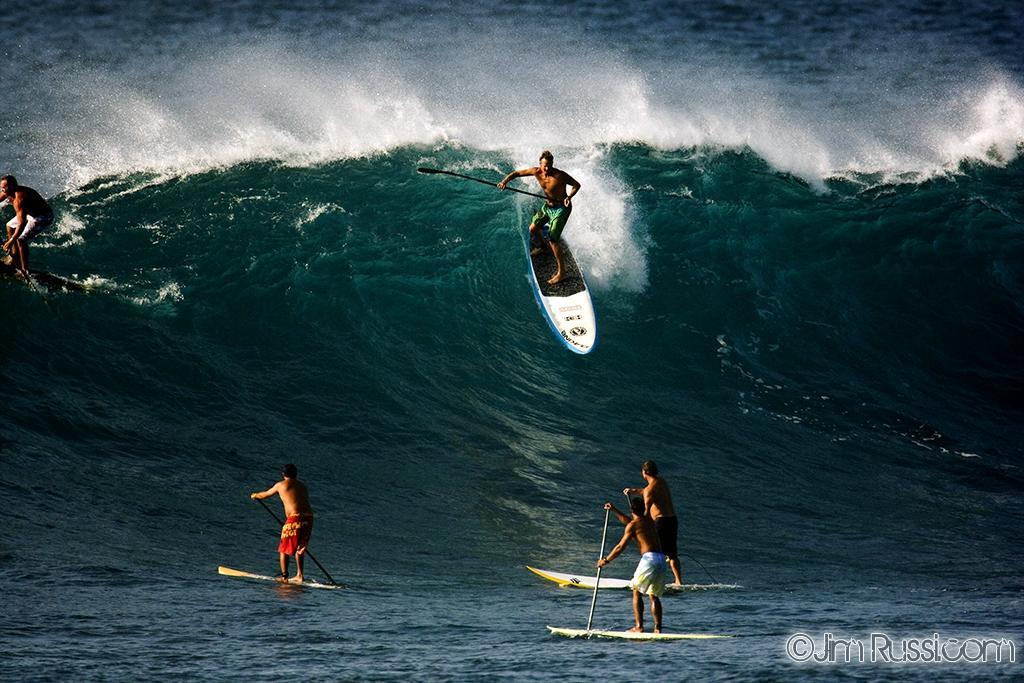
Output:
[{"xmin": 498, "ymin": 150, "xmax": 581, "ymax": 285}]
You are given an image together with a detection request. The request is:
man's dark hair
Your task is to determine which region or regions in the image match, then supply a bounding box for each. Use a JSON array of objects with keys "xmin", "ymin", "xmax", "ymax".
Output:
[
  {"xmin": 1, "ymin": 175, "xmax": 17, "ymax": 189},
  {"xmin": 539, "ymin": 150, "xmax": 554, "ymax": 164},
  {"xmin": 629, "ymin": 496, "xmax": 646, "ymax": 516},
  {"xmin": 282, "ymin": 463, "xmax": 298, "ymax": 478},
  {"xmin": 641, "ymin": 460, "xmax": 658, "ymax": 476}
]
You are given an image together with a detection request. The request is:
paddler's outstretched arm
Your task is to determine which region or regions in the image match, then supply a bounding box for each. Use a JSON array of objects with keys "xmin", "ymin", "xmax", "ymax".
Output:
[
  {"xmin": 606, "ymin": 502, "xmax": 630, "ymax": 525},
  {"xmin": 597, "ymin": 522, "xmax": 635, "ymax": 568},
  {"xmin": 497, "ymin": 167, "xmax": 537, "ymax": 191},
  {"xmin": 250, "ymin": 481, "xmax": 281, "ymax": 500}
]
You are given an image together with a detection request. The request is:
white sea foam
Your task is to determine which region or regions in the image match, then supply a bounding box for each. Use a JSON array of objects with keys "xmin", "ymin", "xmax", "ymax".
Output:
[
  {"xmin": 0, "ymin": 30, "xmax": 1010, "ymax": 264},
  {"xmin": 17, "ymin": 39, "xmax": 1019, "ymax": 195},
  {"xmin": 130, "ymin": 281, "xmax": 184, "ymax": 308},
  {"xmin": 939, "ymin": 79, "xmax": 1024, "ymax": 166},
  {"xmin": 36, "ymin": 212, "xmax": 88, "ymax": 247},
  {"xmin": 78, "ymin": 274, "xmax": 114, "ymax": 289},
  {"xmin": 295, "ymin": 202, "xmax": 347, "ymax": 233},
  {"xmin": 37, "ymin": 47, "xmax": 448, "ymax": 190}
]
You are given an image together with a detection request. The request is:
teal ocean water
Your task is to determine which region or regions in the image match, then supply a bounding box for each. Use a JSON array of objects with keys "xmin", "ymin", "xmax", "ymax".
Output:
[{"xmin": 2, "ymin": 1, "xmax": 1022, "ymax": 680}]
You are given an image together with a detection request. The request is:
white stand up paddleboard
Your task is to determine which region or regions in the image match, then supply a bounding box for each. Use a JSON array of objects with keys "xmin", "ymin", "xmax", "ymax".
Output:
[
  {"xmin": 548, "ymin": 626, "xmax": 730, "ymax": 641},
  {"xmin": 543, "ymin": 512, "xmax": 730, "ymax": 641},
  {"xmin": 217, "ymin": 565, "xmax": 343, "ymax": 590},
  {"xmin": 527, "ymin": 566, "xmax": 740, "ymax": 592},
  {"xmin": 525, "ymin": 232, "xmax": 597, "ymax": 354}
]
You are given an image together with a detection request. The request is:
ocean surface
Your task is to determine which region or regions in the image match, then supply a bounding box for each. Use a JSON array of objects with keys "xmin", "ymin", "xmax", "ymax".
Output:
[{"xmin": 2, "ymin": 1, "xmax": 1022, "ymax": 680}]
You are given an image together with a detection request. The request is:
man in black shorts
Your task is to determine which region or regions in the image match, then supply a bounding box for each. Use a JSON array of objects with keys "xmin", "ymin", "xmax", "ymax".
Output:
[{"xmin": 624, "ymin": 460, "xmax": 683, "ymax": 585}]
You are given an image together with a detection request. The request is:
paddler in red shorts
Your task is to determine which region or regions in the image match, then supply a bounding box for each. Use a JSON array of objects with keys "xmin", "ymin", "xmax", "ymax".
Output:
[{"xmin": 250, "ymin": 464, "xmax": 314, "ymax": 584}]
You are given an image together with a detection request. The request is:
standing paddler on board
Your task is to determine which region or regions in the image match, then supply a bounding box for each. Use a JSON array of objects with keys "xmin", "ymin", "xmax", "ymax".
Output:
[
  {"xmin": 497, "ymin": 150, "xmax": 581, "ymax": 285},
  {"xmin": 598, "ymin": 497, "xmax": 670, "ymax": 633},
  {"xmin": 250, "ymin": 464, "xmax": 314, "ymax": 584},
  {"xmin": 1, "ymin": 175, "xmax": 54, "ymax": 278}
]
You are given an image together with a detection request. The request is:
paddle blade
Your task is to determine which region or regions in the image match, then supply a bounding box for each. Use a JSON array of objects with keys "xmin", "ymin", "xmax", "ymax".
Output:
[{"xmin": 416, "ymin": 167, "xmax": 443, "ymax": 174}]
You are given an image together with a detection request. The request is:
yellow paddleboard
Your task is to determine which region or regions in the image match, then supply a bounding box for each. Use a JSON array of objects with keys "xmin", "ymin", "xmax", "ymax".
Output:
[{"xmin": 527, "ymin": 566, "xmax": 740, "ymax": 591}]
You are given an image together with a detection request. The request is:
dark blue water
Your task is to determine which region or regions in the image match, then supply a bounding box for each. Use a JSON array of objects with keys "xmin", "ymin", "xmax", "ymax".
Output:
[{"xmin": 2, "ymin": 2, "xmax": 1022, "ymax": 680}]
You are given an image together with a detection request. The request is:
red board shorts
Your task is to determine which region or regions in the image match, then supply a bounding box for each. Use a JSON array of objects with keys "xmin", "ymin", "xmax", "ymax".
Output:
[{"xmin": 278, "ymin": 513, "xmax": 313, "ymax": 556}]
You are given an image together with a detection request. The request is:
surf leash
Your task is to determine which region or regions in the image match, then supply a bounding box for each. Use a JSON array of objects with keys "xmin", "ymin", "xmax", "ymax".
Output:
[
  {"xmin": 417, "ymin": 167, "xmax": 549, "ymax": 201},
  {"xmin": 255, "ymin": 498, "xmax": 341, "ymax": 587},
  {"xmin": 680, "ymin": 553, "xmax": 719, "ymax": 585},
  {"xmin": 586, "ymin": 506, "xmax": 612, "ymax": 631}
]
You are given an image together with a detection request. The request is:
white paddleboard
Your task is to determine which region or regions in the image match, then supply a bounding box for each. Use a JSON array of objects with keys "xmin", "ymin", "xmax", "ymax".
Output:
[
  {"xmin": 525, "ymin": 231, "xmax": 597, "ymax": 354},
  {"xmin": 527, "ymin": 566, "xmax": 740, "ymax": 592},
  {"xmin": 217, "ymin": 565, "xmax": 343, "ymax": 590},
  {"xmin": 548, "ymin": 626, "xmax": 730, "ymax": 641}
]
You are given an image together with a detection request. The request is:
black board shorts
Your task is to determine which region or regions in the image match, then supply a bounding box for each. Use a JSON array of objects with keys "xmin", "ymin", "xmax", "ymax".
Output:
[{"xmin": 655, "ymin": 515, "xmax": 679, "ymax": 558}]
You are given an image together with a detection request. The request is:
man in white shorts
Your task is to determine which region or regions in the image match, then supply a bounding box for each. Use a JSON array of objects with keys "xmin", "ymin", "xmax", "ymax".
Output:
[
  {"xmin": 598, "ymin": 497, "xmax": 669, "ymax": 633},
  {"xmin": 1, "ymin": 175, "xmax": 53, "ymax": 276}
]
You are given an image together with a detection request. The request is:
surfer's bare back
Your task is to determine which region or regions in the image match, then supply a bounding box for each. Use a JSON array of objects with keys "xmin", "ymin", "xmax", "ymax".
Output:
[{"xmin": 498, "ymin": 151, "xmax": 580, "ymax": 285}]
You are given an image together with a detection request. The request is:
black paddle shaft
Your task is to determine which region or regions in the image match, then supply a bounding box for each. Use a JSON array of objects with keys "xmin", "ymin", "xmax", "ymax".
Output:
[
  {"xmin": 416, "ymin": 167, "xmax": 550, "ymax": 201},
  {"xmin": 256, "ymin": 498, "xmax": 340, "ymax": 586}
]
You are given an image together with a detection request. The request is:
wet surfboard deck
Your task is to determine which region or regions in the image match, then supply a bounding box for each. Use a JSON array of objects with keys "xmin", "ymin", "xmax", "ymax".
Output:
[
  {"xmin": 217, "ymin": 565, "xmax": 344, "ymax": 590},
  {"xmin": 526, "ymin": 232, "xmax": 597, "ymax": 354},
  {"xmin": 547, "ymin": 626, "xmax": 731, "ymax": 641},
  {"xmin": 527, "ymin": 566, "xmax": 741, "ymax": 592}
]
